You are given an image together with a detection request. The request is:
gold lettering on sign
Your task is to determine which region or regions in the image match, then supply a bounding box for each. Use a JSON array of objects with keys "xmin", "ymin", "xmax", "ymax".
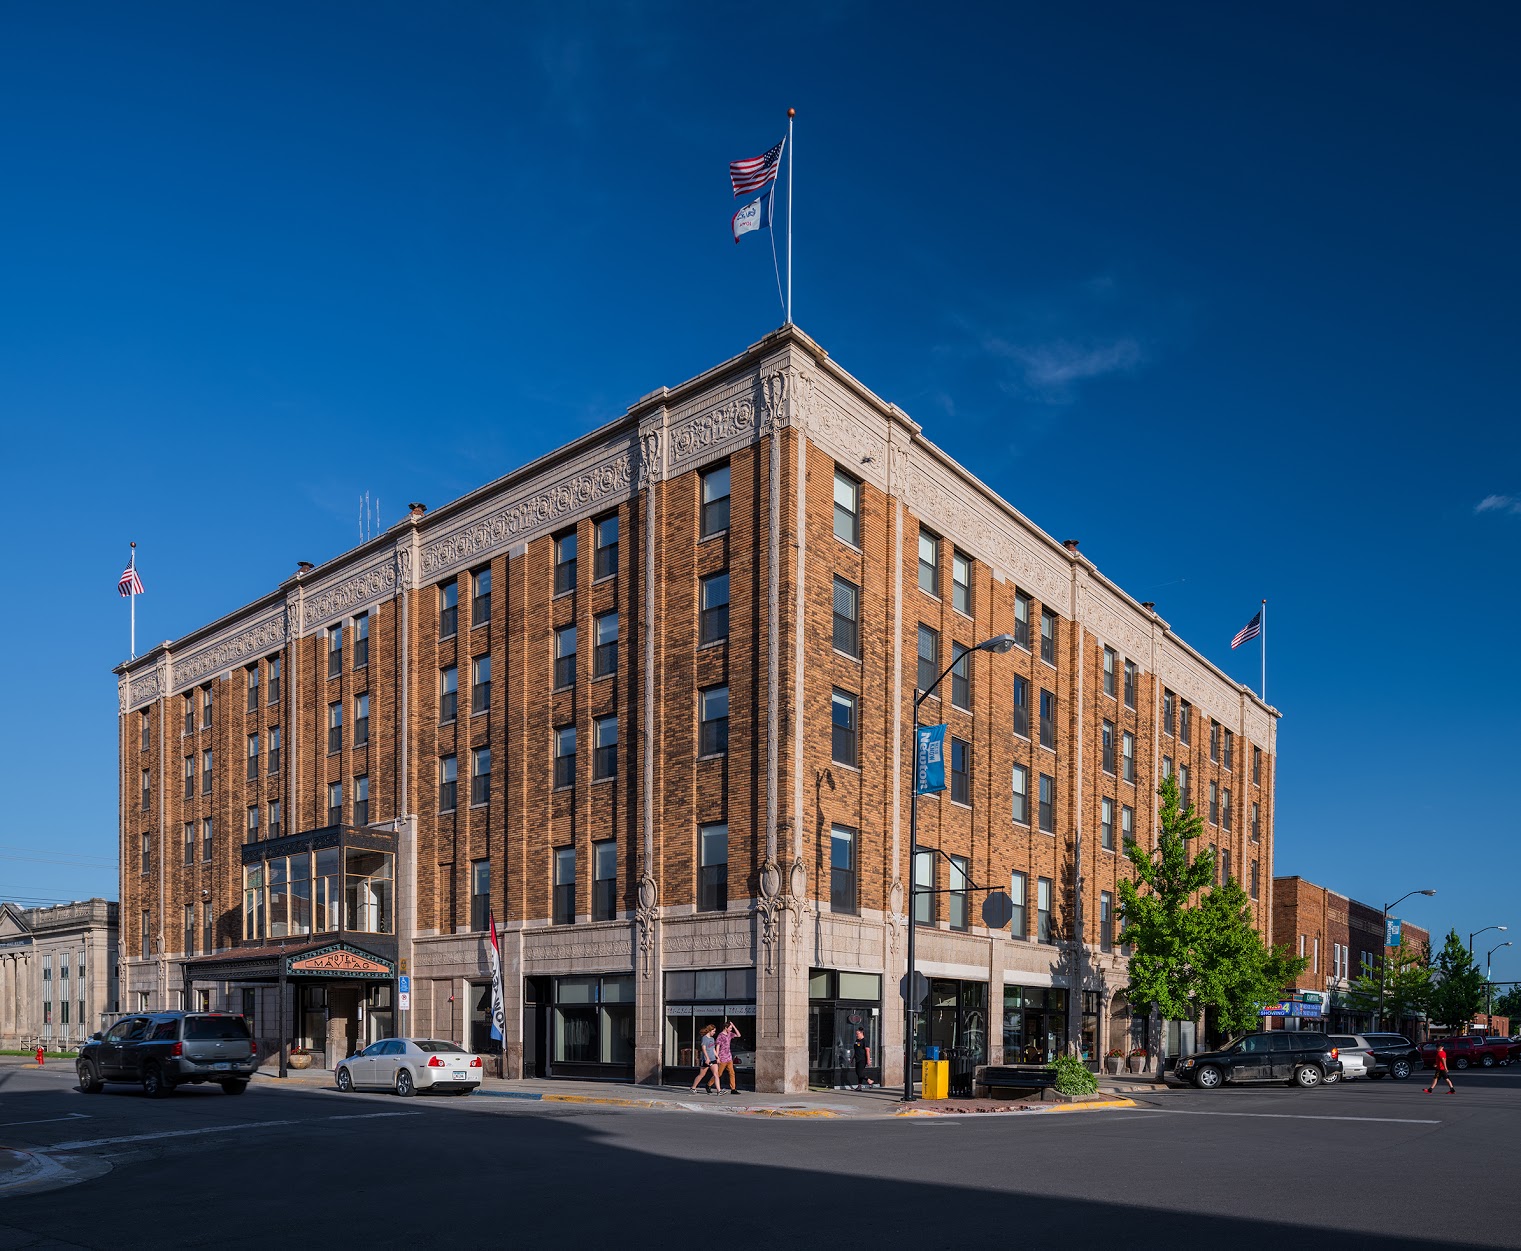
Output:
[{"xmin": 290, "ymin": 950, "xmax": 390, "ymax": 975}]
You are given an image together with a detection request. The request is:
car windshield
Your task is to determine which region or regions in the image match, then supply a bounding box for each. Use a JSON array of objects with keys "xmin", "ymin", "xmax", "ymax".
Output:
[
  {"xmin": 185, "ymin": 1017, "xmax": 252, "ymax": 1041},
  {"xmin": 414, "ymin": 1040, "xmax": 466, "ymax": 1053}
]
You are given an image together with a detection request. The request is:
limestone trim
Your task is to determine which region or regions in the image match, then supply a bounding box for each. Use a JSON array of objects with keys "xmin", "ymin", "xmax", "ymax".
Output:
[
  {"xmin": 301, "ymin": 553, "xmax": 400, "ymax": 631},
  {"xmin": 165, "ymin": 608, "xmax": 287, "ymax": 698}
]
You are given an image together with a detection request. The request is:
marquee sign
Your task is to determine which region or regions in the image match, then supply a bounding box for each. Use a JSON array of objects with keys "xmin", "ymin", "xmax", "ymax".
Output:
[{"xmin": 286, "ymin": 943, "xmax": 394, "ymax": 979}]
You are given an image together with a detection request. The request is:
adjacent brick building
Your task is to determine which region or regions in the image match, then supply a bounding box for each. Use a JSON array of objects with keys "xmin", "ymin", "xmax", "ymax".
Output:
[{"xmin": 116, "ymin": 325, "xmax": 1278, "ymax": 1091}]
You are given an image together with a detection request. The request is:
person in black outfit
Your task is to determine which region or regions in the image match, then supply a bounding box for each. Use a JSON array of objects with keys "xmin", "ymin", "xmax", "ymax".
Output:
[{"xmin": 851, "ymin": 1027, "xmax": 874, "ymax": 1091}]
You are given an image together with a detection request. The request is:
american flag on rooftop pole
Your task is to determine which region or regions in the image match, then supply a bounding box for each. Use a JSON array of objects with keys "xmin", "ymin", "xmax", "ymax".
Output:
[
  {"xmin": 729, "ymin": 138, "xmax": 785, "ymax": 196},
  {"xmin": 119, "ymin": 542, "xmax": 144, "ymax": 658}
]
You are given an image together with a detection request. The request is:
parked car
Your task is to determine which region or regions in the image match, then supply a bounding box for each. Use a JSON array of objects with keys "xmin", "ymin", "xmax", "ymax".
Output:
[
  {"xmin": 334, "ymin": 1038, "xmax": 485, "ymax": 1096},
  {"xmin": 1356, "ymin": 1032, "xmax": 1422, "ymax": 1080},
  {"xmin": 1324, "ymin": 1038, "xmax": 1369, "ymax": 1081},
  {"xmin": 77, "ymin": 1011, "xmax": 256, "ymax": 1097},
  {"xmin": 1420, "ymin": 1036, "xmax": 1513, "ymax": 1069},
  {"xmin": 1173, "ymin": 1031, "xmax": 1342, "ymax": 1089}
]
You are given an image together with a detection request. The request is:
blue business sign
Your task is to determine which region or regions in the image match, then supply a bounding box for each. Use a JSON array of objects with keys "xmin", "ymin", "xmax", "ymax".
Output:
[
  {"xmin": 916, "ymin": 725, "xmax": 947, "ymax": 795},
  {"xmin": 1386, "ymin": 917, "xmax": 1402, "ymax": 946}
]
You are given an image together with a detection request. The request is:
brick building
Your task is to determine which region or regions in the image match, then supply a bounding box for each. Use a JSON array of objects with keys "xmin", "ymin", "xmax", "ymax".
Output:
[
  {"xmin": 115, "ymin": 325, "xmax": 1278, "ymax": 1091},
  {"xmin": 0, "ymin": 899, "xmax": 119, "ymax": 1049},
  {"xmin": 1272, "ymin": 874, "xmax": 1430, "ymax": 1036}
]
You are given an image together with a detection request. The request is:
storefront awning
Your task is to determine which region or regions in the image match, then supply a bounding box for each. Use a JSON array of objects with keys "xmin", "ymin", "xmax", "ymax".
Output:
[{"xmin": 182, "ymin": 938, "xmax": 396, "ymax": 986}]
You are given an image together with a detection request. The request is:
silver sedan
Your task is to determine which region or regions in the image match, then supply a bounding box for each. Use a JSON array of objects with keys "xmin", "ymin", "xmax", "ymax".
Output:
[{"xmin": 335, "ymin": 1038, "xmax": 486, "ymax": 1096}]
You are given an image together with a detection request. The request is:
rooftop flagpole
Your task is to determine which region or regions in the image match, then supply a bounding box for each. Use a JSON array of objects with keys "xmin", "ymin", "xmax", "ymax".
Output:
[
  {"xmin": 129, "ymin": 542, "xmax": 138, "ymax": 660},
  {"xmin": 785, "ymin": 107, "xmax": 794, "ymax": 326},
  {"xmin": 1261, "ymin": 598, "xmax": 1267, "ymax": 704}
]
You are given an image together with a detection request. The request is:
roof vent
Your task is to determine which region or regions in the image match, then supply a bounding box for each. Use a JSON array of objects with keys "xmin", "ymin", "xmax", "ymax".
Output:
[
  {"xmin": 409, "ymin": 502, "xmax": 427, "ymax": 518},
  {"xmin": 1142, "ymin": 601, "xmax": 1155, "ymax": 612},
  {"xmin": 297, "ymin": 561, "xmax": 314, "ymax": 574},
  {"xmin": 1062, "ymin": 539, "xmax": 1080, "ymax": 554}
]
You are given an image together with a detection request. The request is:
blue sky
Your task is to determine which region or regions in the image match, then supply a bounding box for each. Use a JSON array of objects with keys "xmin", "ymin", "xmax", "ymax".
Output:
[{"xmin": 3, "ymin": 3, "xmax": 1516, "ymax": 979}]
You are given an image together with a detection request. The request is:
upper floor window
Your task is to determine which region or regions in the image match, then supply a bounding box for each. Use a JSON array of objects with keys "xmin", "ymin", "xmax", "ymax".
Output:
[
  {"xmin": 354, "ymin": 774, "xmax": 370, "ymax": 825},
  {"xmin": 184, "ymin": 693, "xmax": 195, "ymax": 736},
  {"xmin": 471, "ymin": 568, "xmax": 491, "ymax": 626},
  {"xmin": 245, "ymin": 805, "xmax": 258, "ymax": 843},
  {"xmin": 435, "ymin": 754, "xmax": 457, "ymax": 812},
  {"xmin": 1178, "ymin": 764, "xmax": 1191, "ymax": 812},
  {"xmin": 1122, "ymin": 731, "xmax": 1135, "ymax": 783},
  {"xmin": 268, "ymin": 725, "xmax": 282, "ymax": 774},
  {"xmin": 1101, "ymin": 797, "xmax": 1115, "ymax": 850},
  {"xmin": 246, "ymin": 666, "xmax": 259, "ymax": 713},
  {"xmin": 354, "ymin": 693, "xmax": 370, "ymax": 746},
  {"xmin": 1039, "ymin": 689, "xmax": 1056, "ymax": 750},
  {"xmin": 1162, "ymin": 689, "xmax": 1175, "ymax": 736},
  {"xmin": 554, "ymin": 626, "xmax": 577, "ymax": 689},
  {"xmin": 140, "ymin": 769, "xmax": 151, "ymax": 811},
  {"xmin": 593, "ymin": 716, "xmax": 617, "ymax": 781},
  {"xmin": 1012, "ymin": 676, "xmax": 1030, "ymax": 738},
  {"xmin": 1013, "ymin": 591, "xmax": 1031, "ymax": 649},
  {"xmin": 594, "ymin": 515, "xmax": 619, "ymax": 580},
  {"xmin": 246, "ymin": 733, "xmax": 260, "ymax": 781},
  {"xmin": 701, "ymin": 572, "xmax": 729, "ymax": 644},
  {"xmin": 1103, "ymin": 647, "xmax": 1116, "ymax": 697},
  {"xmin": 184, "ymin": 822, "xmax": 195, "ymax": 867},
  {"xmin": 1123, "ymin": 659, "xmax": 1136, "ymax": 709},
  {"xmin": 594, "ymin": 612, "xmax": 619, "ymax": 677},
  {"xmin": 472, "ymin": 747, "xmax": 492, "ymax": 806},
  {"xmin": 833, "ymin": 470, "xmax": 860, "ymax": 546},
  {"xmin": 1223, "ymin": 729, "xmax": 1234, "ymax": 772},
  {"xmin": 354, "ymin": 613, "xmax": 370, "ymax": 667},
  {"xmin": 554, "ymin": 532, "xmax": 578, "ymax": 595},
  {"xmin": 1100, "ymin": 891, "xmax": 1114, "ymax": 952},
  {"xmin": 1179, "ymin": 701, "xmax": 1193, "ymax": 745},
  {"xmin": 1121, "ymin": 804, "xmax": 1135, "ymax": 847},
  {"xmin": 916, "ymin": 625, "xmax": 939, "ymax": 695},
  {"xmin": 1009, "ymin": 871, "xmax": 1028, "ymax": 938},
  {"xmin": 593, "ymin": 840, "xmax": 617, "ymax": 921},
  {"xmin": 1038, "ymin": 773, "xmax": 1055, "ymax": 833},
  {"xmin": 141, "ymin": 832, "xmax": 150, "ymax": 875},
  {"xmin": 440, "ymin": 666, "xmax": 458, "ymax": 723},
  {"xmin": 952, "ymin": 550, "xmax": 972, "ymax": 616},
  {"xmin": 184, "ymin": 755, "xmax": 194, "ymax": 799},
  {"xmin": 1209, "ymin": 720, "xmax": 1220, "ymax": 763},
  {"xmin": 327, "ymin": 625, "xmax": 343, "ymax": 679},
  {"xmin": 553, "ymin": 727, "xmax": 576, "ymax": 790},
  {"xmin": 1250, "ymin": 859, "xmax": 1260, "ymax": 900},
  {"xmin": 471, "ymin": 655, "xmax": 491, "ymax": 714},
  {"xmin": 917, "ymin": 530, "xmax": 940, "ymax": 596},
  {"xmin": 203, "ymin": 816, "xmax": 214, "ymax": 860},
  {"xmin": 439, "ymin": 581, "xmax": 459, "ymax": 638},
  {"xmin": 1011, "ymin": 764, "xmax": 1029, "ymax": 824},
  {"xmin": 950, "ymin": 737, "xmax": 970, "ymax": 805},
  {"xmin": 1037, "ymin": 877, "xmax": 1053, "ymax": 943},
  {"xmin": 268, "ymin": 656, "xmax": 282, "ymax": 704},
  {"xmin": 471, "ymin": 860, "xmax": 491, "ymax": 933},
  {"xmin": 830, "ymin": 825, "xmax": 857, "ymax": 915},
  {"xmin": 201, "ymin": 749, "xmax": 213, "ymax": 795},
  {"xmin": 698, "ymin": 823, "xmax": 728, "ymax": 912},
  {"xmin": 202, "ymin": 686, "xmax": 213, "ymax": 730},
  {"xmin": 1252, "ymin": 746, "xmax": 1262, "ymax": 785},
  {"xmin": 269, "ymin": 799, "xmax": 282, "ymax": 838},
  {"xmin": 328, "ymin": 701, "xmax": 344, "ymax": 753},
  {"xmin": 327, "ymin": 781, "xmax": 343, "ymax": 826},
  {"xmin": 1101, "ymin": 720, "xmax": 1115, "ymax": 774},
  {"xmin": 1223, "ymin": 787, "xmax": 1233, "ymax": 831},
  {"xmin": 913, "ymin": 848, "xmax": 935, "ymax": 925},
  {"xmin": 1251, "ymin": 801, "xmax": 1261, "ymax": 840},
  {"xmin": 553, "ymin": 847, "xmax": 576, "ymax": 925},
  {"xmin": 831, "ymin": 690, "xmax": 858, "ymax": 767},
  {"xmin": 699, "ymin": 686, "xmax": 729, "ymax": 757},
  {"xmin": 950, "ymin": 643, "xmax": 971, "ymax": 710},
  {"xmin": 948, "ymin": 855, "xmax": 970, "ymax": 931},
  {"xmin": 832, "ymin": 577, "xmax": 859, "ymax": 658},
  {"xmin": 1039, "ymin": 610, "xmax": 1056, "ymax": 665},
  {"xmin": 701, "ymin": 465, "xmax": 731, "ymax": 538}
]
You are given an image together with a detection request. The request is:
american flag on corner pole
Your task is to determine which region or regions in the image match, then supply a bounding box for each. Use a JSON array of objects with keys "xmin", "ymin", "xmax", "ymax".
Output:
[
  {"xmin": 729, "ymin": 138, "xmax": 784, "ymax": 196},
  {"xmin": 118, "ymin": 558, "xmax": 144, "ymax": 598},
  {"xmin": 1231, "ymin": 610, "xmax": 1262, "ymax": 649}
]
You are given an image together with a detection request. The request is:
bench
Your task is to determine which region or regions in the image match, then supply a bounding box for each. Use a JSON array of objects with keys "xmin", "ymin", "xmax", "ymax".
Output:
[{"xmin": 974, "ymin": 1064, "xmax": 1058, "ymax": 1099}]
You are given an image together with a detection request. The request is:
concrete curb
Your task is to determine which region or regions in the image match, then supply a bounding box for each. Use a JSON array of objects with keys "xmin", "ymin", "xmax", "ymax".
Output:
[{"xmin": 895, "ymin": 1097, "xmax": 1138, "ymax": 1118}]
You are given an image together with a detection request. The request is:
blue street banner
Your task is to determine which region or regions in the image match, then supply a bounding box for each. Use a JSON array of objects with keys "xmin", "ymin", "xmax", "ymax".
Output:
[
  {"xmin": 1386, "ymin": 917, "xmax": 1402, "ymax": 946},
  {"xmin": 916, "ymin": 725, "xmax": 947, "ymax": 794}
]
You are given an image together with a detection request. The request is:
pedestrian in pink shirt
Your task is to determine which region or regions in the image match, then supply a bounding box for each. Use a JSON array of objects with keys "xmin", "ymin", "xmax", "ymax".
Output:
[{"xmin": 715, "ymin": 1020, "xmax": 741, "ymax": 1094}]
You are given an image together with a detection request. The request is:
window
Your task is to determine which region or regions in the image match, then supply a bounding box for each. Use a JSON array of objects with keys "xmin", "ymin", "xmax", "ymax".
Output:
[
  {"xmin": 554, "ymin": 727, "xmax": 576, "ymax": 789},
  {"xmin": 1253, "ymin": 746, "xmax": 1262, "ymax": 785},
  {"xmin": 354, "ymin": 774, "xmax": 370, "ymax": 824},
  {"xmin": 917, "ymin": 530, "xmax": 940, "ymax": 596},
  {"xmin": 1179, "ymin": 701, "xmax": 1192, "ymax": 745},
  {"xmin": 700, "ymin": 572, "xmax": 730, "ymax": 644},
  {"xmin": 327, "ymin": 781, "xmax": 342, "ymax": 825},
  {"xmin": 269, "ymin": 799, "xmax": 282, "ymax": 839},
  {"xmin": 183, "ymin": 755, "xmax": 194, "ymax": 799},
  {"xmin": 472, "ymin": 567, "xmax": 492, "ymax": 625},
  {"xmin": 832, "ymin": 469, "xmax": 860, "ymax": 546},
  {"xmin": 594, "ymin": 612, "xmax": 619, "ymax": 676},
  {"xmin": 1011, "ymin": 764, "xmax": 1029, "ymax": 824},
  {"xmin": 1223, "ymin": 788, "xmax": 1233, "ymax": 831},
  {"xmin": 554, "ymin": 531, "xmax": 578, "ymax": 595},
  {"xmin": 471, "ymin": 656, "xmax": 491, "ymax": 714},
  {"xmin": 950, "ymin": 643, "xmax": 971, "ymax": 710},
  {"xmin": 1013, "ymin": 591, "xmax": 1031, "ymax": 649},
  {"xmin": 1039, "ymin": 689, "xmax": 1056, "ymax": 750},
  {"xmin": 269, "ymin": 725, "xmax": 281, "ymax": 774},
  {"xmin": 832, "ymin": 577, "xmax": 859, "ymax": 657},
  {"xmin": 1037, "ymin": 877, "xmax": 1053, "ymax": 943},
  {"xmin": 327, "ymin": 625, "xmax": 343, "ymax": 678},
  {"xmin": 699, "ymin": 686, "xmax": 729, "ymax": 756},
  {"xmin": 1121, "ymin": 804, "xmax": 1135, "ymax": 846},
  {"xmin": 593, "ymin": 717, "xmax": 617, "ymax": 781},
  {"xmin": 554, "ymin": 626, "xmax": 576, "ymax": 689},
  {"xmin": 439, "ymin": 581, "xmax": 459, "ymax": 637},
  {"xmin": 354, "ymin": 693, "xmax": 370, "ymax": 746},
  {"xmin": 202, "ymin": 686, "xmax": 213, "ymax": 729},
  {"xmin": 1040, "ymin": 610, "xmax": 1056, "ymax": 664},
  {"xmin": 701, "ymin": 465, "xmax": 731, "ymax": 538},
  {"xmin": 553, "ymin": 847, "xmax": 576, "ymax": 925},
  {"xmin": 1162, "ymin": 689, "xmax": 1175, "ymax": 736},
  {"xmin": 268, "ymin": 656, "xmax": 281, "ymax": 704},
  {"xmin": 1103, "ymin": 647, "xmax": 1116, "ymax": 697},
  {"xmin": 246, "ymin": 666, "xmax": 259, "ymax": 712},
  {"xmin": 354, "ymin": 613, "xmax": 370, "ymax": 667},
  {"xmin": 184, "ymin": 694, "xmax": 194, "ymax": 736},
  {"xmin": 140, "ymin": 769, "xmax": 151, "ymax": 812},
  {"xmin": 913, "ymin": 848, "xmax": 935, "ymax": 925},
  {"xmin": 1178, "ymin": 765, "xmax": 1191, "ymax": 812},
  {"xmin": 471, "ymin": 860, "xmax": 491, "ymax": 931},
  {"xmin": 246, "ymin": 733, "xmax": 259, "ymax": 781},
  {"xmin": 328, "ymin": 701, "xmax": 343, "ymax": 753},
  {"xmin": 830, "ymin": 825, "xmax": 857, "ymax": 914},
  {"xmin": 185, "ymin": 905, "xmax": 196, "ymax": 957},
  {"xmin": 1101, "ymin": 720, "xmax": 1115, "ymax": 774},
  {"xmin": 438, "ymin": 665, "xmax": 458, "ymax": 722},
  {"xmin": 472, "ymin": 747, "xmax": 492, "ymax": 805},
  {"xmin": 831, "ymin": 689, "xmax": 858, "ymax": 767},
  {"xmin": 1251, "ymin": 802, "xmax": 1261, "ymax": 840},
  {"xmin": 203, "ymin": 904, "xmax": 213, "ymax": 954},
  {"xmin": 594, "ymin": 515, "xmax": 619, "ymax": 580},
  {"xmin": 1100, "ymin": 892, "xmax": 1114, "ymax": 951},
  {"xmin": 952, "ymin": 550, "xmax": 972, "ymax": 615},
  {"xmin": 917, "ymin": 624, "xmax": 939, "ymax": 694},
  {"xmin": 1162, "ymin": 754, "xmax": 1173, "ymax": 780},
  {"xmin": 201, "ymin": 749, "xmax": 213, "ymax": 795},
  {"xmin": 141, "ymin": 910, "xmax": 150, "ymax": 959},
  {"xmin": 203, "ymin": 816, "xmax": 214, "ymax": 860},
  {"xmin": 1210, "ymin": 720, "xmax": 1220, "ymax": 763},
  {"xmin": 1101, "ymin": 797, "xmax": 1115, "ymax": 851},
  {"xmin": 698, "ymin": 824, "xmax": 728, "ymax": 912},
  {"xmin": 950, "ymin": 737, "xmax": 970, "ymax": 805},
  {"xmin": 183, "ymin": 822, "xmax": 194, "ymax": 866},
  {"xmin": 1221, "ymin": 847, "xmax": 1231, "ymax": 884},
  {"xmin": 1223, "ymin": 728, "xmax": 1234, "ymax": 771},
  {"xmin": 948, "ymin": 855, "xmax": 970, "ymax": 930},
  {"xmin": 593, "ymin": 841, "xmax": 617, "ymax": 920},
  {"xmin": 439, "ymin": 755, "xmax": 458, "ymax": 811},
  {"xmin": 1209, "ymin": 781, "xmax": 1219, "ymax": 825},
  {"xmin": 140, "ymin": 708, "xmax": 152, "ymax": 751},
  {"xmin": 1122, "ymin": 731, "xmax": 1135, "ymax": 783},
  {"xmin": 1009, "ymin": 871, "xmax": 1027, "ymax": 938},
  {"xmin": 1039, "ymin": 773, "xmax": 1055, "ymax": 833},
  {"xmin": 1012, "ymin": 675, "xmax": 1029, "ymax": 737},
  {"xmin": 1123, "ymin": 659, "xmax": 1136, "ymax": 709}
]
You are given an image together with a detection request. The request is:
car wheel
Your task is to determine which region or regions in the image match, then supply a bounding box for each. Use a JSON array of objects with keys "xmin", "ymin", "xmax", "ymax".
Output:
[
  {"xmin": 336, "ymin": 1066, "xmax": 353, "ymax": 1093},
  {"xmin": 1481, "ymin": 1055, "xmax": 1495, "ymax": 1068},
  {"xmin": 220, "ymin": 1081, "xmax": 248, "ymax": 1095},
  {"xmin": 142, "ymin": 1065, "xmax": 174, "ymax": 1098},
  {"xmin": 1391, "ymin": 1060, "xmax": 1412, "ymax": 1080},
  {"xmin": 1294, "ymin": 1064, "xmax": 1322, "ymax": 1089},
  {"xmin": 395, "ymin": 1068, "xmax": 415, "ymax": 1098},
  {"xmin": 1323, "ymin": 1068, "xmax": 1340, "ymax": 1084},
  {"xmin": 1193, "ymin": 1065, "xmax": 1223, "ymax": 1090},
  {"xmin": 77, "ymin": 1061, "xmax": 104, "ymax": 1094},
  {"xmin": 1455, "ymin": 1057, "xmax": 1470, "ymax": 1070}
]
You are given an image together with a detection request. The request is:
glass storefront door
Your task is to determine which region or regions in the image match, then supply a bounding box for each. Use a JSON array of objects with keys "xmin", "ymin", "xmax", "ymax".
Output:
[
  {"xmin": 807, "ymin": 969, "xmax": 882, "ymax": 1087},
  {"xmin": 1004, "ymin": 986, "xmax": 1068, "ymax": 1062}
]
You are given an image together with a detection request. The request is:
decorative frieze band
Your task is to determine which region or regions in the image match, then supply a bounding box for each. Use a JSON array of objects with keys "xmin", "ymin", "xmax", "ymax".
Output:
[
  {"xmin": 1155, "ymin": 639, "xmax": 1244, "ymax": 738},
  {"xmin": 169, "ymin": 610, "xmax": 288, "ymax": 697},
  {"xmin": 302, "ymin": 556, "xmax": 399, "ymax": 630},
  {"xmin": 126, "ymin": 667, "xmax": 163, "ymax": 711}
]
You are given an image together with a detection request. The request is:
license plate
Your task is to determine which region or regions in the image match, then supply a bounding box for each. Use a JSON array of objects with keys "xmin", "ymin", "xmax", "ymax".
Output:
[
  {"xmin": 215, "ymin": 1062, "xmax": 232, "ymax": 1071},
  {"xmin": 453, "ymin": 1072, "xmax": 467, "ymax": 1080}
]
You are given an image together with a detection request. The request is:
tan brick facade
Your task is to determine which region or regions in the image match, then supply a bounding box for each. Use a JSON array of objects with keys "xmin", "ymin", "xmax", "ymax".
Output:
[{"xmin": 116, "ymin": 326, "xmax": 1277, "ymax": 1091}]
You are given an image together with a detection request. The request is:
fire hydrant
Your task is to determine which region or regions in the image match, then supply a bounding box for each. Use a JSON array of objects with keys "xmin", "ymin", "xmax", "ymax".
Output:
[{"xmin": 35, "ymin": 1045, "xmax": 44, "ymax": 1065}]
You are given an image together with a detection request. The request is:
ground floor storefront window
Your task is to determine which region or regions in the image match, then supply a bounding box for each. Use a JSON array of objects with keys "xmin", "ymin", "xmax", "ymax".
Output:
[
  {"xmin": 914, "ymin": 978, "xmax": 987, "ymax": 1094},
  {"xmin": 1003, "ymin": 986, "xmax": 1067, "ymax": 1063},
  {"xmin": 807, "ymin": 968, "xmax": 881, "ymax": 1088},
  {"xmin": 469, "ymin": 983, "xmax": 503, "ymax": 1055},
  {"xmin": 552, "ymin": 975, "xmax": 635, "ymax": 1079},
  {"xmin": 663, "ymin": 968, "xmax": 755, "ymax": 1088}
]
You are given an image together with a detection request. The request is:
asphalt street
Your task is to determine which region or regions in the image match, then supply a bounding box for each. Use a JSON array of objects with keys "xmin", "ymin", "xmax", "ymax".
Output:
[{"xmin": 1, "ymin": 1062, "xmax": 1518, "ymax": 1249}]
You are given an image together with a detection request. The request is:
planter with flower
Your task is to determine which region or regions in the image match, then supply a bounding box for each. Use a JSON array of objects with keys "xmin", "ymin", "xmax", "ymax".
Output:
[
  {"xmin": 1127, "ymin": 1047, "xmax": 1148, "ymax": 1074},
  {"xmin": 288, "ymin": 1045, "xmax": 313, "ymax": 1070},
  {"xmin": 1104, "ymin": 1047, "xmax": 1125, "ymax": 1074}
]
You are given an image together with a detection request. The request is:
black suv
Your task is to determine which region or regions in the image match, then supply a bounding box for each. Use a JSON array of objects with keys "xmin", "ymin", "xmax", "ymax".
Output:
[
  {"xmin": 1173, "ymin": 1031, "xmax": 1343, "ymax": 1089},
  {"xmin": 77, "ymin": 1012, "xmax": 257, "ymax": 1097},
  {"xmin": 1360, "ymin": 1032, "xmax": 1422, "ymax": 1080}
]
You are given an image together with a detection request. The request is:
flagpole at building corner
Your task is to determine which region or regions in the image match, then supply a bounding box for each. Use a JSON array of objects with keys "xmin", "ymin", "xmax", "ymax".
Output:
[
  {"xmin": 1260, "ymin": 598, "xmax": 1267, "ymax": 704},
  {"xmin": 129, "ymin": 541, "xmax": 137, "ymax": 660},
  {"xmin": 785, "ymin": 107, "xmax": 794, "ymax": 327}
]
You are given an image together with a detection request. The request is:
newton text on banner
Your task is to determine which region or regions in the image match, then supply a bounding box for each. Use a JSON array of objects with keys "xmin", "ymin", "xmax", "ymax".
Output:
[{"xmin": 916, "ymin": 725, "xmax": 947, "ymax": 795}]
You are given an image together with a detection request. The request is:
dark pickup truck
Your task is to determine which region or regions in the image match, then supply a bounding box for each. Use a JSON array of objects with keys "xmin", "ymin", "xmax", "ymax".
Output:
[{"xmin": 77, "ymin": 1011, "xmax": 256, "ymax": 1096}]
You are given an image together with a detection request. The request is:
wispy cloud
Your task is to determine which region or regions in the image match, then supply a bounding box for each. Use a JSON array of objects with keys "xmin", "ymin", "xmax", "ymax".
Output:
[
  {"xmin": 1475, "ymin": 494, "xmax": 1521, "ymax": 516},
  {"xmin": 980, "ymin": 335, "xmax": 1144, "ymax": 403}
]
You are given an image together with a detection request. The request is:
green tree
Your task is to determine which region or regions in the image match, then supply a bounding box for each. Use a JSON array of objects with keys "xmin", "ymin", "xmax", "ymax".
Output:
[
  {"xmin": 1191, "ymin": 876, "xmax": 1306, "ymax": 1038},
  {"xmin": 1341, "ymin": 938, "xmax": 1432, "ymax": 1024},
  {"xmin": 1427, "ymin": 929, "xmax": 1488, "ymax": 1032},
  {"xmin": 1492, "ymin": 984, "xmax": 1521, "ymax": 1022}
]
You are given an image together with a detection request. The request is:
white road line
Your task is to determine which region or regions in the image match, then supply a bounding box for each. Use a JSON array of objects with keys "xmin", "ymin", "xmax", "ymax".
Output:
[
  {"xmin": 323, "ymin": 1113, "xmax": 420, "ymax": 1121},
  {"xmin": 45, "ymin": 1111, "xmax": 420, "ymax": 1152},
  {"xmin": 0, "ymin": 1114, "xmax": 89, "ymax": 1129},
  {"xmin": 1131, "ymin": 1108, "xmax": 1440, "ymax": 1125}
]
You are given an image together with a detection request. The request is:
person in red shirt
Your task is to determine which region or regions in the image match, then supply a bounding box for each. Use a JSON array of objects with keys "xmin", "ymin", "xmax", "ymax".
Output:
[{"xmin": 1425, "ymin": 1044, "xmax": 1456, "ymax": 1094}]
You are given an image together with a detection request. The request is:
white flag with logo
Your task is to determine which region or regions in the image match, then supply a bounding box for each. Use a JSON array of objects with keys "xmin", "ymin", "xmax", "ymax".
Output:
[{"xmin": 488, "ymin": 911, "xmax": 506, "ymax": 1041}]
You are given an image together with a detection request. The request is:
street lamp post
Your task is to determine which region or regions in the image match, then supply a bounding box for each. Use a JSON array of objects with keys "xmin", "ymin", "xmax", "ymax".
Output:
[
  {"xmin": 902, "ymin": 633, "xmax": 1015, "ymax": 1103},
  {"xmin": 1469, "ymin": 925, "xmax": 1508, "ymax": 958},
  {"xmin": 1487, "ymin": 941, "xmax": 1512, "ymax": 1021},
  {"xmin": 1377, "ymin": 888, "xmax": 1435, "ymax": 1032}
]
